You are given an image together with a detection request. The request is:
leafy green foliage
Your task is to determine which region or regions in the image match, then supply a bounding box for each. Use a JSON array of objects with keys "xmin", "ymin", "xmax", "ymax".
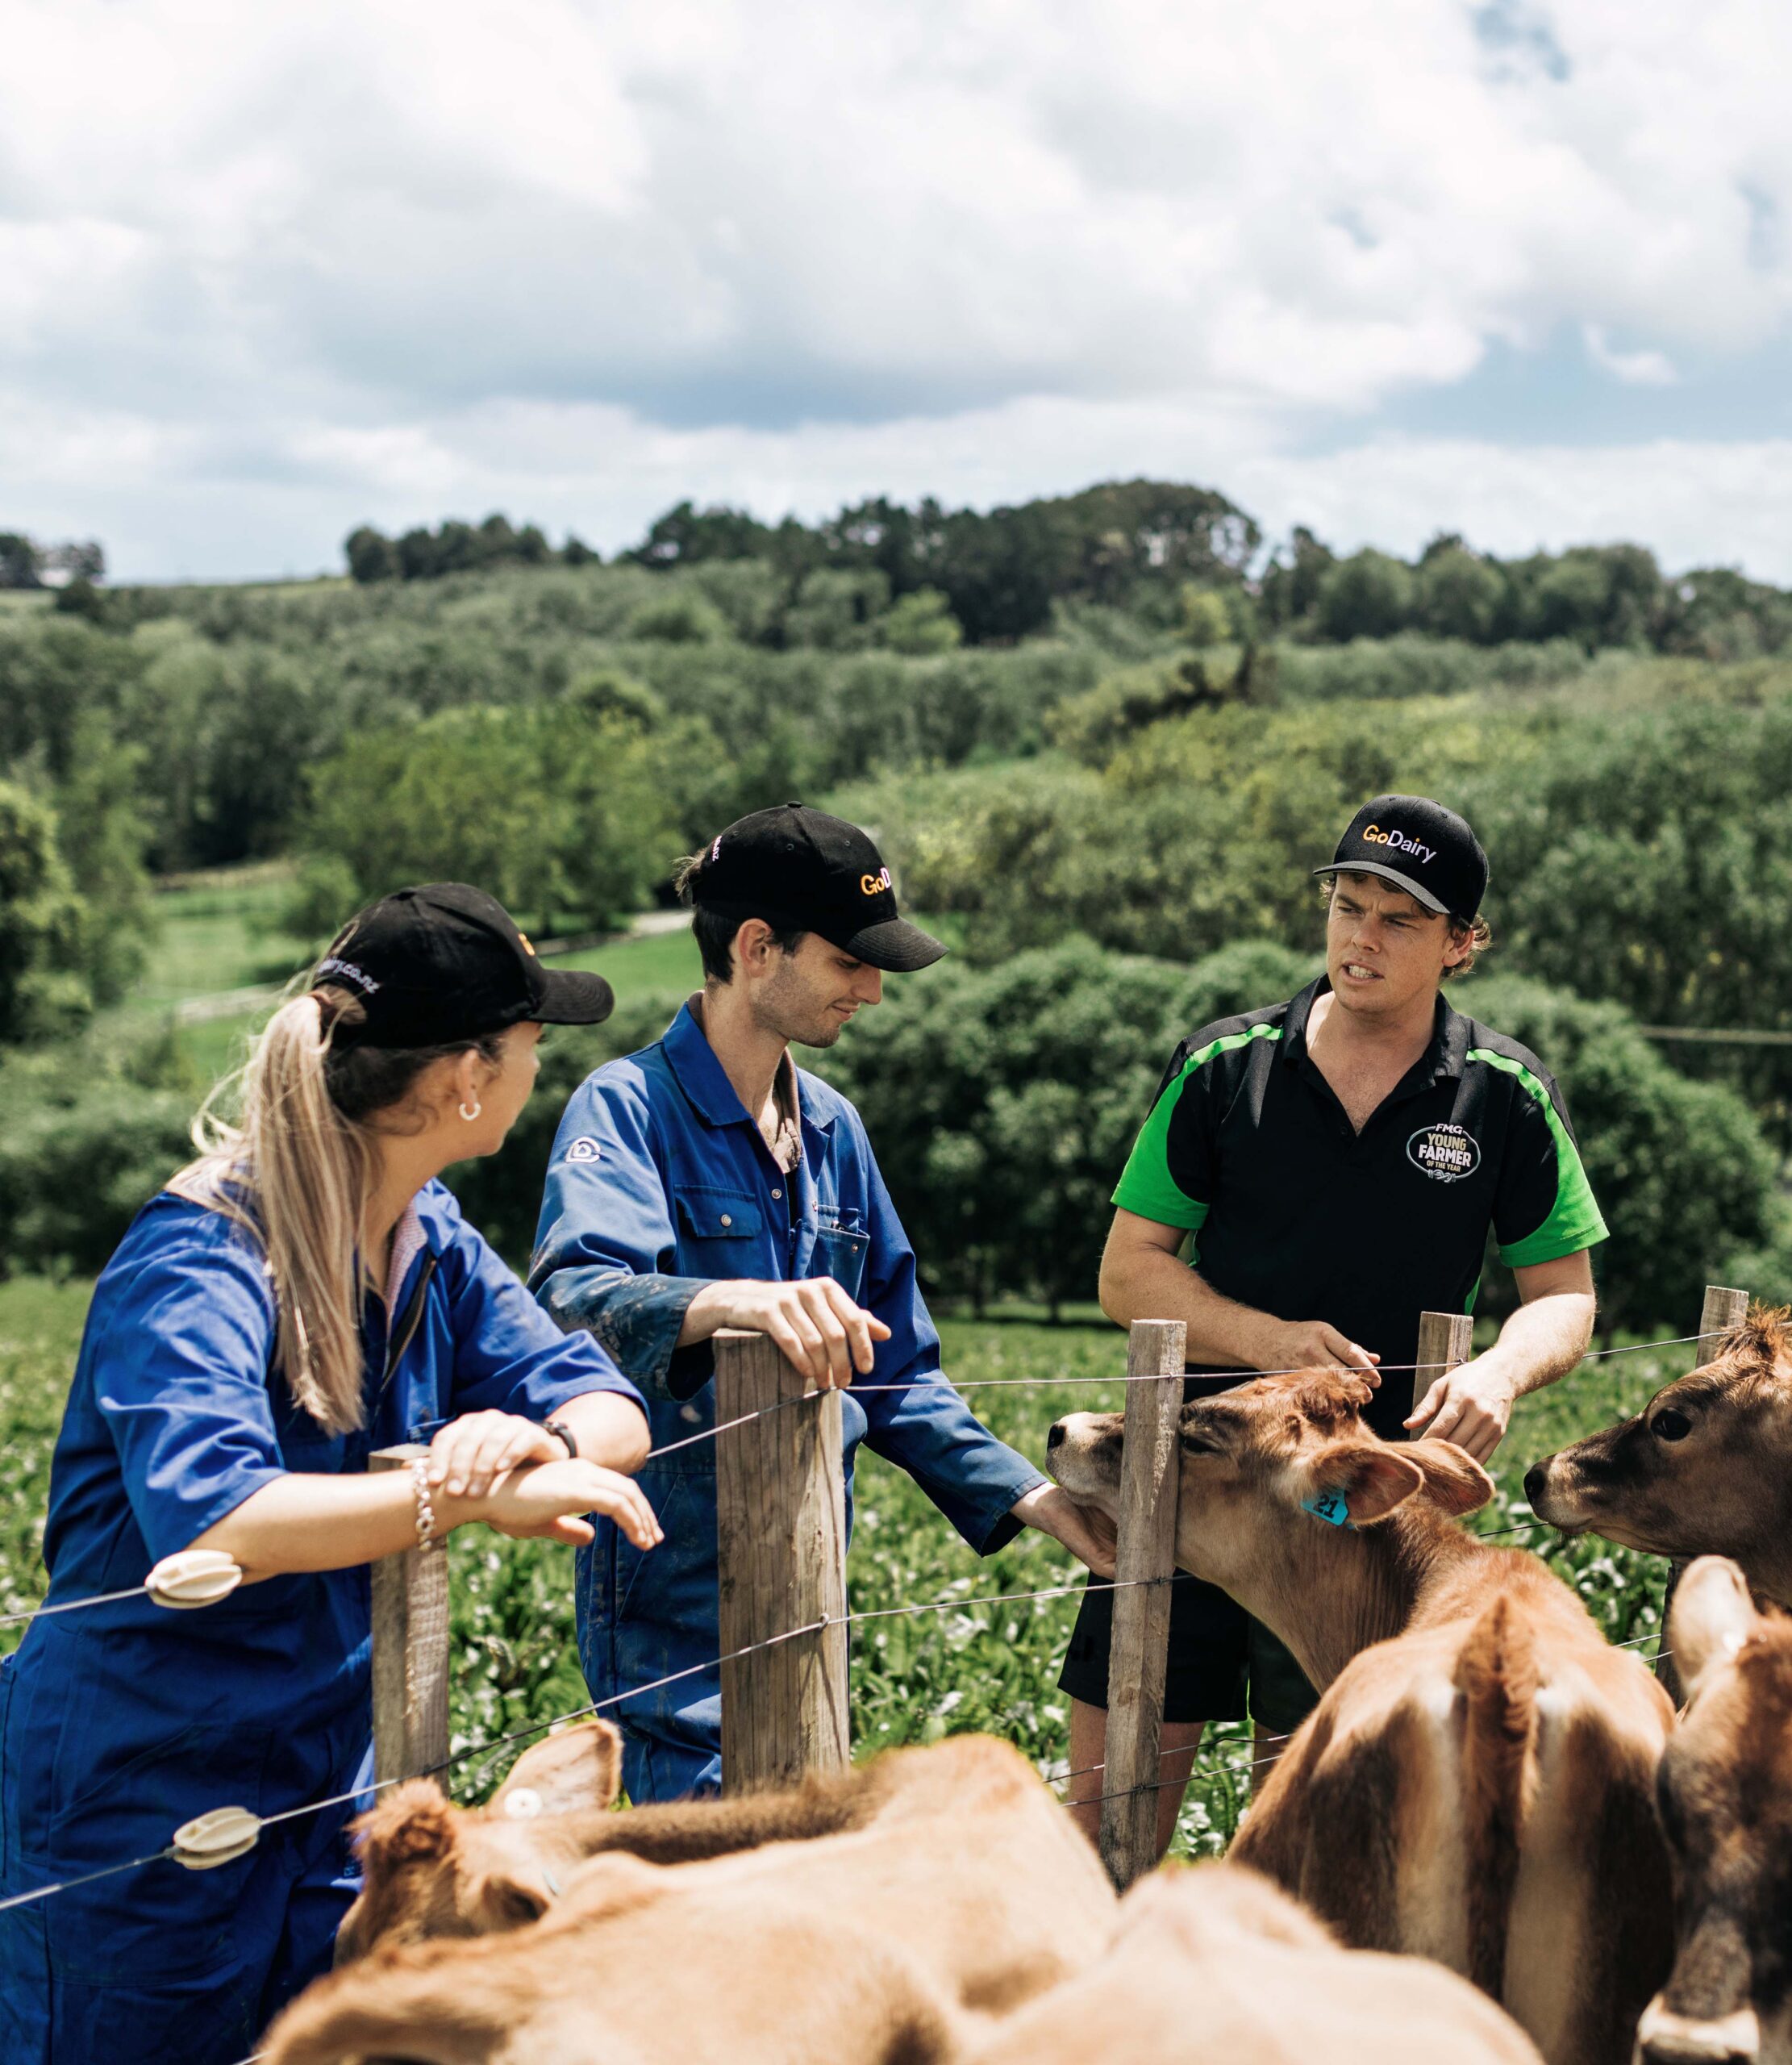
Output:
[
  {"xmin": 0, "ymin": 782, "xmax": 95, "ymax": 1042},
  {"xmin": 1460, "ymin": 697, "xmax": 1792, "ymax": 1137},
  {"xmin": 1461, "ymin": 976, "xmax": 1776, "ymax": 1333},
  {"xmin": 302, "ymin": 707, "xmax": 681, "ymax": 933},
  {"xmin": 0, "ymin": 1024, "xmax": 197, "ymax": 1275}
]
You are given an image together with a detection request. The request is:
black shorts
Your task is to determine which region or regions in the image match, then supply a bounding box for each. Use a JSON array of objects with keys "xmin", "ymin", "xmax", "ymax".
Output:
[{"xmin": 1057, "ymin": 1570, "xmax": 1319, "ymax": 1735}]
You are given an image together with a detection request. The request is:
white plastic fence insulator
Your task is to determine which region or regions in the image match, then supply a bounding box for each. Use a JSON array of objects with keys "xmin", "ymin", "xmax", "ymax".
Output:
[
  {"xmin": 173, "ymin": 1805, "xmax": 261, "ymax": 1871},
  {"xmin": 146, "ymin": 1550, "xmax": 244, "ymax": 1610}
]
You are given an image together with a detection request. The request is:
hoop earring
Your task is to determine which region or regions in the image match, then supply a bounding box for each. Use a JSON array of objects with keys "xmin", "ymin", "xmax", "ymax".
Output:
[{"xmin": 458, "ymin": 1100, "xmax": 482, "ymax": 1122}]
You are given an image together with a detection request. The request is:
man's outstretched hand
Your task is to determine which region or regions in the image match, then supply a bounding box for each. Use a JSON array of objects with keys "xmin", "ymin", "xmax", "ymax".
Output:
[
  {"xmin": 1405, "ymin": 1354, "xmax": 1517, "ymax": 1464},
  {"xmin": 1011, "ymin": 1483, "xmax": 1119, "ymax": 1579}
]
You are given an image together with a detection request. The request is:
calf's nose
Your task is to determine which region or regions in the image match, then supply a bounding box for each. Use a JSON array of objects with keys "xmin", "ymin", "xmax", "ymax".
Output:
[
  {"xmin": 1636, "ymin": 2000, "xmax": 1760, "ymax": 2065},
  {"xmin": 1522, "ymin": 1461, "xmax": 1550, "ymax": 1509},
  {"xmin": 1047, "ymin": 1421, "xmax": 1065, "ymax": 1454}
]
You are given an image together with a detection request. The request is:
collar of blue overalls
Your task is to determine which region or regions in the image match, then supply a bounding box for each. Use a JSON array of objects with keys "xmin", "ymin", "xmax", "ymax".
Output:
[{"xmin": 662, "ymin": 999, "xmax": 840, "ymax": 1137}]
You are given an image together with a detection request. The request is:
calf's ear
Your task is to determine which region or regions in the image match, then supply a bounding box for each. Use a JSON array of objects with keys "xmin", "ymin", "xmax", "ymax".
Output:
[
  {"xmin": 1403, "ymin": 1439, "xmax": 1494, "ymax": 1517},
  {"xmin": 352, "ymin": 1780, "xmax": 456, "ymax": 1869},
  {"xmin": 1669, "ymin": 1557, "xmax": 1760, "ymax": 1698},
  {"xmin": 1302, "ymin": 1442, "xmax": 1424, "ymax": 1526},
  {"xmin": 490, "ymin": 1718, "xmax": 623, "ymax": 1817}
]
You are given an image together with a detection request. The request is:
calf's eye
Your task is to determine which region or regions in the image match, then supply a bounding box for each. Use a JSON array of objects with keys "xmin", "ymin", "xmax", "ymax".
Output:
[{"xmin": 1651, "ymin": 1408, "xmax": 1692, "ymax": 1442}]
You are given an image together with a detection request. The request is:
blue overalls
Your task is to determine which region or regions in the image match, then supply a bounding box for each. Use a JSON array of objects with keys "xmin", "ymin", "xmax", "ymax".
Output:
[
  {"xmin": 529, "ymin": 999, "xmax": 1048, "ymax": 1804},
  {"xmin": 0, "ymin": 1181, "xmax": 644, "ymax": 2065}
]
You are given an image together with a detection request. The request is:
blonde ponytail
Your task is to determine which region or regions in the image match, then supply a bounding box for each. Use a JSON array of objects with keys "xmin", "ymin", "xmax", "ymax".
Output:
[{"xmin": 175, "ymin": 987, "xmax": 377, "ymax": 1433}]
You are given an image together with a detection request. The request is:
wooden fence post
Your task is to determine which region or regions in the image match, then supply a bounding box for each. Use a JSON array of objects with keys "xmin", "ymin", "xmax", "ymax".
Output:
[
  {"xmin": 715, "ymin": 1329, "xmax": 848, "ymax": 1794},
  {"xmin": 1657, "ymin": 1283, "xmax": 1751, "ymax": 1700},
  {"xmin": 1412, "ymin": 1310, "xmax": 1475, "ymax": 1433},
  {"xmin": 369, "ymin": 1444, "xmax": 452, "ymax": 1784},
  {"xmin": 1693, "ymin": 1283, "xmax": 1750, "ymax": 1365},
  {"xmin": 1099, "ymin": 1317, "xmax": 1188, "ymax": 1891}
]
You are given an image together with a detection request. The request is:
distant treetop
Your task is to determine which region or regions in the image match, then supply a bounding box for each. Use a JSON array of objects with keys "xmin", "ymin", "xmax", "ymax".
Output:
[
  {"xmin": 337, "ymin": 486, "xmax": 1792, "ymax": 661},
  {"xmin": 0, "ymin": 533, "xmax": 106, "ymax": 590}
]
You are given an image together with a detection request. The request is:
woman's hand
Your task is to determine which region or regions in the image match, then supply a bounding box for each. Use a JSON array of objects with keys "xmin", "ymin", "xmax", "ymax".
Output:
[
  {"xmin": 427, "ymin": 1411, "xmax": 564, "ymax": 1501},
  {"xmin": 459, "ymin": 1458, "xmax": 663, "ymax": 1551}
]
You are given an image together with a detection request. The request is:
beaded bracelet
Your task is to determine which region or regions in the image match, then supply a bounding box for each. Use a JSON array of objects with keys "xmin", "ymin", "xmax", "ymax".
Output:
[{"xmin": 409, "ymin": 1456, "xmax": 444, "ymax": 1552}]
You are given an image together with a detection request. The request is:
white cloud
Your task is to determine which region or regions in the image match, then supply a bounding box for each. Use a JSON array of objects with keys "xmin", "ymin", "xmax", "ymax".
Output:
[
  {"xmin": 1582, "ymin": 324, "xmax": 1677, "ymax": 386},
  {"xmin": 2, "ymin": 0, "xmax": 1791, "ymax": 575}
]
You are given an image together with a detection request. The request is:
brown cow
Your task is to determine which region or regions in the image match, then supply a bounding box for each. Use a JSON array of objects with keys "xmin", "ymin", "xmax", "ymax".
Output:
[
  {"xmin": 1526, "ymin": 1309, "xmax": 1792, "ymax": 1612},
  {"xmin": 1048, "ymin": 1369, "xmax": 1675, "ymax": 2065},
  {"xmin": 263, "ymin": 1733, "xmax": 1116, "ymax": 2065},
  {"xmin": 336, "ymin": 1715, "xmax": 929, "ymax": 1960},
  {"xmin": 1632, "ymin": 1557, "xmax": 1792, "ymax": 2065},
  {"xmin": 969, "ymin": 1862, "xmax": 1544, "ymax": 2065}
]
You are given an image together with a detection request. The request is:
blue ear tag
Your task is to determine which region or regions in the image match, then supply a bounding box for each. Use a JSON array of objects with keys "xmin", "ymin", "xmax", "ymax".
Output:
[{"xmin": 1301, "ymin": 1487, "xmax": 1355, "ymax": 1529}]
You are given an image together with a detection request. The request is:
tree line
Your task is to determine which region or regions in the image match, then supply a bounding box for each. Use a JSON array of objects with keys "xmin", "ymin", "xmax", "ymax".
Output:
[
  {"xmin": 1, "ymin": 533, "xmax": 106, "ymax": 590},
  {"xmin": 340, "ymin": 479, "xmax": 1792, "ymax": 661}
]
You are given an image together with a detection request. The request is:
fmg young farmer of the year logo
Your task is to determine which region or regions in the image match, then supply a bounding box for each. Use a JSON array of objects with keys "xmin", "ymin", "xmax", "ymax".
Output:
[{"xmin": 1407, "ymin": 1122, "xmax": 1482, "ymax": 1183}]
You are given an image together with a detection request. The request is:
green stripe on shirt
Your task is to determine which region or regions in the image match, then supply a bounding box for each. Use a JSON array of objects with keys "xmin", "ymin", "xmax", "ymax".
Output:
[
  {"xmin": 1111, "ymin": 1022, "xmax": 1282, "ymax": 1232},
  {"xmin": 1468, "ymin": 1045, "xmax": 1611, "ymax": 1266}
]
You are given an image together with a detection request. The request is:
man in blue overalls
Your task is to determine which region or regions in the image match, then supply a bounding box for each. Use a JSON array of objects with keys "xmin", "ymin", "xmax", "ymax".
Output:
[{"xmin": 531, "ymin": 803, "xmax": 1115, "ymax": 1802}]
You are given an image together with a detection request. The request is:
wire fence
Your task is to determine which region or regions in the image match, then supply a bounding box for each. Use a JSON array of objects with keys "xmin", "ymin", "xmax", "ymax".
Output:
[
  {"xmin": 0, "ymin": 1547, "xmax": 1685, "ymax": 1918},
  {"xmin": 0, "ymin": 1320, "xmax": 1716, "ymax": 1636},
  {"xmin": 646, "ymin": 1327, "xmax": 1715, "ymax": 1464},
  {"xmin": 0, "ymin": 1315, "xmax": 1711, "ymax": 1943}
]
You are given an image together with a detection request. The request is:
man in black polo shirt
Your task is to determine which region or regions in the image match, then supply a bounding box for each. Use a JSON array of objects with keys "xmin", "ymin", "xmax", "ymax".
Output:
[{"xmin": 1061, "ymin": 794, "xmax": 1606, "ymax": 1858}]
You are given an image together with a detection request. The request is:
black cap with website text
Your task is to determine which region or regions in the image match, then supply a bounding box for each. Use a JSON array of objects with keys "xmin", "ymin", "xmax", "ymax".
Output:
[
  {"xmin": 316, "ymin": 883, "xmax": 615, "ymax": 1049},
  {"xmin": 1314, "ymin": 795, "xmax": 1489, "ymax": 922},
  {"xmin": 686, "ymin": 803, "xmax": 948, "ymax": 972}
]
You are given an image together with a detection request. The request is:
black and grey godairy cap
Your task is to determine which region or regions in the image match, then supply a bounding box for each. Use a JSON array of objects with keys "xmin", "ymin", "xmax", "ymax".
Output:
[
  {"xmin": 687, "ymin": 803, "xmax": 948, "ymax": 972},
  {"xmin": 316, "ymin": 883, "xmax": 614, "ymax": 1048},
  {"xmin": 1314, "ymin": 795, "xmax": 1489, "ymax": 923}
]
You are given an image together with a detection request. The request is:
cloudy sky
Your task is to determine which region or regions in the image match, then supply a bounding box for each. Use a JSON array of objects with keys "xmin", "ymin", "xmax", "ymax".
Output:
[{"xmin": 6, "ymin": 0, "xmax": 1791, "ymax": 582}]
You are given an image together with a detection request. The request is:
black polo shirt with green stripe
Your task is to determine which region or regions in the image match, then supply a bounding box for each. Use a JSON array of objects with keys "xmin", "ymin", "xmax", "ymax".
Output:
[{"xmin": 1113, "ymin": 977, "xmax": 1608, "ymax": 1441}]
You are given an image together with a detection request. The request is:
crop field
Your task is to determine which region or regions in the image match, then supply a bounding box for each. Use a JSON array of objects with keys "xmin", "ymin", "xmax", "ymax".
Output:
[{"xmin": 0, "ymin": 1274, "xmax": 1693, "ymax": 1857}]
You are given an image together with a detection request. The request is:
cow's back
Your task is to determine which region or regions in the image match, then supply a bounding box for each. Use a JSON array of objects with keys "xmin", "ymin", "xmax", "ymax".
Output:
[{"xmin": 1231, "ymin": 1584, "xmax": 1672, "ymax": 2065}]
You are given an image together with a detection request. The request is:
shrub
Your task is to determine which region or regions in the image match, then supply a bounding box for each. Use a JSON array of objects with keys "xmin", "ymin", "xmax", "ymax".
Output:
[
  {"xmin": 0, "ymin": 1027, "xmax": 198, "ymax": 1274},
  {"xmin": 1452, "ymin": 974, "xmax": 1774, "ymax": 1337}
]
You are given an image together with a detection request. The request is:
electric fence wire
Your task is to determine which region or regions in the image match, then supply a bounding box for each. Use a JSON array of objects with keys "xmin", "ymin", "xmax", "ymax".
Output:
[
  {"xmin": 0, "ymin": 1324, "xmax": 1720, "ymax": 1629},
  {"xmin": 645, "ymin": 1329, "xmax": 1717, "ymax": 1462}
]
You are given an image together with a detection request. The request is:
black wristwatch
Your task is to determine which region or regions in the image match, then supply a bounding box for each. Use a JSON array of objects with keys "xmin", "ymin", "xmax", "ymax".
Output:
[{"xmin": 544, "ymin": 1417, "xmax": 578, "ymax": 1462}]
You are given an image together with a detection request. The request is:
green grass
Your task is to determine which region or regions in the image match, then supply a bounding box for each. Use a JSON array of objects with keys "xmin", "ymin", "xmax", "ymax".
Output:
[
  {"xmin": 127, "ymin": 866, "xmax": 311, "ymax": 1010},
  {"xmin": 554, "ymin": 924, "xmax": 700, "ymax": 1000},
  {"xmin": 0, "ymin": 1278, "xmax": 1694, "ymax": 1852}
]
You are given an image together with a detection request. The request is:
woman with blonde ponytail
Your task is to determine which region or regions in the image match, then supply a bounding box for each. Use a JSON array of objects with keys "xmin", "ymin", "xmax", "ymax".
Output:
[{"xmin": 0, "ymin": 885, "xmax": 658, "ymax": 2065}]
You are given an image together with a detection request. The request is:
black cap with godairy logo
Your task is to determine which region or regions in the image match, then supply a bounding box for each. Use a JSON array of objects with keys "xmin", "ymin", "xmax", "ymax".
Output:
[
  {"xmin": 316, "ymin": 883, "xmax": 615, "ymax": 1049},
  {"xmin": 1314, "ymin": 795, "xmax": 1489, "ymax": 923},
  {"xmin": 686, "ymin": 803, "xmax": 948, "ymax": 972}
]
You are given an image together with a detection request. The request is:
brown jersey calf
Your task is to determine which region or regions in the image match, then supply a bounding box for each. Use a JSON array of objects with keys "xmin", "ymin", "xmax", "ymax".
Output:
[
  {"xmin": 263, "ymin": 1733, "xmax": 1116, "ymax": 2065},
  {"xmin": 1527, "ymin": 1308, "xmax": 1792, "ymax": 1613},
  {"xmin": 1634, "ymin": 1557, "xmax": 1792, "ymax": 2065},
  {"xmin": 335, "ymin": 1720, "xmax": 1001, "ymax": 1962},
  {"xmin": 1048, "ymin": 1369, "xmax": 1674, "ymax": 2065},
  {"xmin": 968, "ymin": 1861, "xmax": 1544, "ymax": 2065}
]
